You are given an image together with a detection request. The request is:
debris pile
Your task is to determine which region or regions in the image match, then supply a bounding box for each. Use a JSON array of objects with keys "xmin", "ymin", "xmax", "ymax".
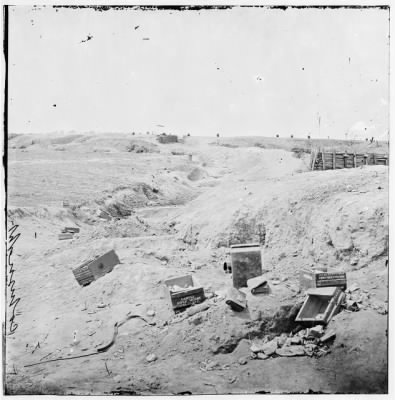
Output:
[
  {"xmin": 344, "ymin": 284, "xmax": 387, "ymax": 315},
  {"xmin": 250, "ymin": 325, "xmax": 336, "ymax": 360}
]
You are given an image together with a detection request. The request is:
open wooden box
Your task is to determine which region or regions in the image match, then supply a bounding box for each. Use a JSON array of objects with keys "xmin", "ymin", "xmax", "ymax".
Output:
[
  {"xmin": 295, "ymin": 286, "xmax": 345, "ymax": 324},
  {"xmin": 164, "ymin": 274, "xmax": 205, "ymax": 312}
]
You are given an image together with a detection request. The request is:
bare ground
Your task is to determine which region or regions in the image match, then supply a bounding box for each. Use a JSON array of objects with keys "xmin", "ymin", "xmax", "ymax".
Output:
[{"xmin": 5, "ymin": 134, "xmax": 388, "ymax": 394}]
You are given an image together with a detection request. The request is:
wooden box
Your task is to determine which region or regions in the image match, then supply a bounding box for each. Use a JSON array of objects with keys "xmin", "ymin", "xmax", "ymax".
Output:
[
  {"xmin": 73, "ymin": 249, "xmax": 120, "ymax": 286},
  {"xmin": 62, "ymin": 227, "xmax": 80, "ymax": 234},
  {"xmin": 58, "ymin": 233, "xmax": 74, "ymax": 240},
  {"xmin": 230, "ymin": 243, "xmax": 262, "ymax": 289},
  {"xmin": 299, "ymin": 268, "xmax": 347, "ymax": 291},
  {"xmin": 164, "ymin": 275, "xmax": 205, "ymax": 312},
  {"xmin": 295, "ymin": 286, "xmax": 345, "ymax": 324}
]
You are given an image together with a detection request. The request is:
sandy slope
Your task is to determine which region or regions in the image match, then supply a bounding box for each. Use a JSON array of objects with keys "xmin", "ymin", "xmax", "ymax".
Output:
[{"xmin": 5, "ymin": 134, "xmax": 388, "ymax": 394}]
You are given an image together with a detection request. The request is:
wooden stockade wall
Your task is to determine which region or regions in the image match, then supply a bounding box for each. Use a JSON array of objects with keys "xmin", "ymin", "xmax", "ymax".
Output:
[{"xmin": 310, "ymin": 150, "xmax": 389, "ymax": 171}]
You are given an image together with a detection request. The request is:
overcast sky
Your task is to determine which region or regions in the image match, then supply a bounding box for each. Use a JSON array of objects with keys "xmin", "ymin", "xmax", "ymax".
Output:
[{"xmin": 8, "ymin": 6, "xmax": 389, "ymax": 138}]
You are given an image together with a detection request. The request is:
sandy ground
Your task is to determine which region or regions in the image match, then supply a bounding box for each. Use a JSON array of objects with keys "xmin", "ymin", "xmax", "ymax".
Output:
[{"xmin": 5, "ymin": 134, "xmax": 388, "ymax": 394}]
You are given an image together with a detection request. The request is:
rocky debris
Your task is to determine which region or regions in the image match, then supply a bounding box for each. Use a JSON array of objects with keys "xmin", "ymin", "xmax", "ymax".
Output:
[
  {"xmin": 256, "ymin": 352, "xmax": 269, "ymax": 360},
  {"xmin": 343, "ymin": 285, "xmax": 387, "ymax": 315},
  {"xmin": 146, "ymin": 353, "xmax": 157, "ymax": 363},
  {"xmin": 190, "ymin": 316, "xmax": 203, "ymax": 326},
  {"xmin": 249, "ymin": 323, "xmax": 337, "ymax": 360},
  {"xmin": 250, "ymin": 339, "xmax": 278, "ymax": 356},
  {"xmin": 308, "ymin": 325, "xmax": 324, "ymax": 338},
  {"xmin": 147, "ymin": 309, "xmax": 156, "ymax": 317},
  {"xmin": 276, "ymin": 345, "xmax": 305, "ymax": 357},
  {"xmin": 238, "ymin": 356, "xmax": 248, "ymax": 365},
  {"xmin": 200, "ymin": 360, "xmax": 230, "ymax": 372}
]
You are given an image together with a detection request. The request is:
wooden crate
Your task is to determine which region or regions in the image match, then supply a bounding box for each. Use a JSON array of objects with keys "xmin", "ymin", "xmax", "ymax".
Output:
[
  {"xmin": 295, "ymin": 286, "xmax": 345, "ymax": 324},
  {"xmin": 230, "ymin": 243, "xmax": 262, "ymax": 289},
  {"xmin": 58, "ymin": 233, "xmax": 74, "ymax": 240},
  {"xmin": 72, "ymin": 250, "xmax": 120, "ymax": 286},
  {"xmin": 299, "ymin": 268, "xmax": 347, "ymax": 291},
  {"xmin": 63, "ymin": 227, "xmax": 80, "ymax": 233},
  {"xmin": 164, "ymin": 275, "xmax": 205, "ymax": 312},
  {"xmin": 72, "ymin": 261, "xmax": 95, "ymax": 286}
]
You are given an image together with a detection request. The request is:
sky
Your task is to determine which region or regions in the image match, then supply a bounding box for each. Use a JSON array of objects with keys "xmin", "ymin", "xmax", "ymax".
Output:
[{"xmin": 8, "ymin": 6, "xmax": 390, "ymax": 138}]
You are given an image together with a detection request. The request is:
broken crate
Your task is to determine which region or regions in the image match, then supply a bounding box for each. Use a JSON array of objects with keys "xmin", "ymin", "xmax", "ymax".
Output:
[
  {"xmin": 72, "ymin": 249, "xmax": 120, "ymax": 286},
  {"xmin": 164, "ymin": 275, "xmax": 205, "ymax": 312},
  {"xmin": 295, "ymin": 286, "xmax": 345, "ymax": 324}
]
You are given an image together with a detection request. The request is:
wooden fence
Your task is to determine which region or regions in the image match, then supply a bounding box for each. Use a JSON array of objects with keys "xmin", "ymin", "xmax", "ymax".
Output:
[{"xmin": 310, "ymin": 150, "xmax": 389, "ymax": 171}]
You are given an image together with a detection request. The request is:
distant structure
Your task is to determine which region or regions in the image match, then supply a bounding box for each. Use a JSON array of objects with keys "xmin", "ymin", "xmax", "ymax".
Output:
[
  {"xmin": 276, "ymin": 134, "xmax": 279, "ymax": 138},
  {"xmin": 187, "ymin": 133, "xmax": 191, "ymax": 137},
  {"xmin": 307, "ymin": 135, "xmax": 311, "ymax": 140},
  {"xmin": 157, "ymin": 133, "xmax": 178, "ymax": 144},
  {"xmin": 216, "ymin": 133, "xmax": 220, "ymax": 138},
  {"xmin": 290, "ymin": 134, "xmax": 294, "ymax": 138}
]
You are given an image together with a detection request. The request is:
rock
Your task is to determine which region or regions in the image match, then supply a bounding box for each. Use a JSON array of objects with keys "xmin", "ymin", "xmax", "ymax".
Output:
[
  {"xmin": 347, "ymin": 283, "xmax": 360, "ymax": 293},
  {"xmin": 206, "ymin": 292, "xmax": 214, "ymax": 299},
  {"xmin": 190, "ymin": 316, "xmax": 203, "ymax": 326},
  {"xmin": 232, "ymin": 339, "xmax": 252, "ymax": 358},
  {"xmin": 304, "ymin": 343, "xmax": 317, "ymax": 356},
  {"xmin": 309, "ymin": 325, "xmax": 324, "ymax": 338},
  {"xmin": 346, "ymin": 300, "xmax": 359, "ymax": 312},
  {"xmin": 297, "ymin": 329, "xmax": 306, "ymax": 338},
  {"xmin": 350, "ymin": 258, "xmax": 359, "ymax": 266},
  {"xmin": 272, "ymin": 280, "xmax": 281, "ymax": 285},
  {"xmin": 276, "ymin": 345, "xmax": 305, "ymax": 357},
  {"xmin": 250, "ymin": 343, "xmax": 263, "ymax": 353},
  {"xmin": 147, "ymin": 309, "xmax": 156, "ymax": 317},
  {"xmin": 146, "ymin": 353, "xmax": 157, "ymax": 363},
  {"xmin": 257, "ymin": 352, "xmax": 269, "ymax": 360},
  {"xmin": 262, "ymin": 339, "xmax": 278, "ymax": 356},
  {"xmin": 97, "ymin": 303, "xmax": 106, "ymax": 308},
  {"xmin": 276, "ymin": 333, "xmax": 288, "ymax": 347},
  {"xmin": 283, "ymin": 338, "xmax": 292, "ymax": 347},
  {"xmin": 205, "ymin": 361, "xmax": 219, "ymax": 370},
  {"xmin": 238, "ymin": 357, "xmax": 248, "ymax": 365}
]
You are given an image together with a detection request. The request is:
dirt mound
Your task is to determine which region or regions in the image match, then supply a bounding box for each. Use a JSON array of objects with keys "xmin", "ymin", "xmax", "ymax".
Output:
[
  {"xmin": 177, "ymin": 167, "xmax": 388, "ymax": 274},
  {"xmin": 50, "ymin": 135, "xmax": 85, "ymax": 145},
  {"xmin": 95, "ymin": 178, "xmax": 196, "ymax": 218},
  {"xmin": 126, "ymin": 141, "xmax": 159, "ymax": 153},
  {"xmin": 187, "ymin": 167, "xmax": 208, "ymax": 181}
]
